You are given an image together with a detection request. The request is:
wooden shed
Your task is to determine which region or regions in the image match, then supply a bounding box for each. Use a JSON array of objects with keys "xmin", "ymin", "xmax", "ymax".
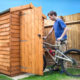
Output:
[{"xmin": 0, "ymin": 3, "xmax": 46, "ymax": 76}]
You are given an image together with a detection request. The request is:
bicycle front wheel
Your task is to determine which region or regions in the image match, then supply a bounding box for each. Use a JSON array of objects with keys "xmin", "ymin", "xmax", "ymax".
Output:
[{"xmin": 62, "ymin": 49, "xmax": 80, "ymax": 77}]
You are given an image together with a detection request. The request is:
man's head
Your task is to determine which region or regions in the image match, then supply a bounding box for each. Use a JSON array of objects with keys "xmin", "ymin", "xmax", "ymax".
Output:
[{"xmin": 48, "ymin": 11, "xmax": 57, "ymax": 21}]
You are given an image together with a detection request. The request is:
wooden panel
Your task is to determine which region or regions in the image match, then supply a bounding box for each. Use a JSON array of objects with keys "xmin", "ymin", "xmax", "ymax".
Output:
[
  {"xmin": 63, "ymin": 13, "xmax": 80, "ymax": 49},
  {"xmin": 0, "ymin": 15, "xmax": 10, "ymax": 21},
  {"xmin": 10, "ymin": 58, "xmax": 20, "ymax": 62},
  {"xmin": 11, "ymin": 29, "xmax": 20, "ymax": 34},
  {"xmin": 0, "ymin": 66, "xmax": 10, "ymax": 71},
  {"xmin": 11, "ymin": 18, "xmax": 20, "ymax": 23},
  {"xmin": 0, "ymin": 24, "xmax": 10, "ymax": 28},
  {"xmin": 0, "ymin": 27, "xmax": 10, "ymax": 32},
  {"xmin": 11, "ymin": 53, "xmax": 20, "ymax": 58},
  {"xmin": 0, "ymin": 62, "xmax": 10, "ymax": 66},
  {"xmin": 11, "ymin": 46, "xmax": 20, "ymax": 50},
  {"xmin": 0, "ymin": 12, "xmax": 10, "ymax": 18},
  {"xmin": 38, "ymin": 7, "xmax": 44, "ymax": 75},
  {"xmin": 11, "ymin": 14, "xmax": 20, "ymax": 19},
  {"xmin": 10, "ymin": 3, "xmax": 32, "ymax": 12},
  {"xmin": 0, "ymin": 47, "xmax": 10, "ymax": 51},
  {"xmin": 44, "ymin": 26, "xmax": 55, "ymax": 44},
  {"xmin": 20, "ymin": 7, "xmax": 43, "ymax": 75},
  {"xmin": 11, "ymin": 42, "xmax": 20, "ymax": 46},
  {"xmin": 0, "ymin": 35, "xmax": 10, "ymax": 40},
  {"xmin": 0, "ymin": 42, "xmax": 9, "ymax": 47},
  {"xmin": 11, "ymin": 22, "xmax": 20, "ymax": 26},
  {"xmin": 10, "ymin": 70, "xmax": 20, "ymax": 76},
  {"xmin": 10, "ymin": 11, "xmax": 21, "ymax": 76},
  {"xmin": 11, "ymin": 62, "xmax": 20, "ymax": 66},
  {"xmin": 11, "ymin": 50, "xmax": 19, "ymax": 53},
  {"xmin": 0, "ymin": 39, "xmax": 10, "ymax": 43},
  {"xmin": 10, "ymin": 67, "xmax": 20, "ymax": 71},
  {"xmin": 0, "ymin": 32, "xmax": 10, "ymax": 36},
  {"xmin": 11, "ymin": 12, "xmax": 20, "ymax": 15},
  {"xmin": 67, "ymin": 24, "xmax": 80, "ymax": 49},
  {"xmin": 0, "ymin": 51, "xmax": 10, "ymax": 55},
  {"xmin": 0, "ymin": 55, "xmax": 10, "ymax": 59},
  {"xmin": 11, "ymin": 25, "xmax": 20, "ymax": 30},
  {"xmin": 0, "ymin": 19, "xmax": 10, "ymax": 25},
  {"xmin": 11, "ymin": 33, "xmax": 20, "ymax": 38},
  {"xmin": 0, "ymin": 70, "xmax": 11, "ymax": 75},
  {"xmin": 11, "ymin": 38, "xmax": 20, "ymax": 41}
]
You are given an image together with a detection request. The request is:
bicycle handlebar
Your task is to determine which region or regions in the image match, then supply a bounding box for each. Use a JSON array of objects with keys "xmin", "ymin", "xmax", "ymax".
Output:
[{"xmin": 43, "ymin": 42, "xmax": 60, "ymax": 47}]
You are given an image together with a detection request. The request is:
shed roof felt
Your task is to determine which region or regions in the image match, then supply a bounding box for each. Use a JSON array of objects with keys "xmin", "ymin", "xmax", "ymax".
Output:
[
  {"xmin": 0, "ymin": 3, "xmax": 46, "ymax": 19},
  {"xmin": 0, "ymin": 9, "xmax": 10, "ymax": 15}
]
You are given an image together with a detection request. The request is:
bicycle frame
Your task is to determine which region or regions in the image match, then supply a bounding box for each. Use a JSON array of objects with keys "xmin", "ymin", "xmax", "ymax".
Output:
[{"xmin": 43, "ymin": 42, "xmax": 73, "ymax": 64}]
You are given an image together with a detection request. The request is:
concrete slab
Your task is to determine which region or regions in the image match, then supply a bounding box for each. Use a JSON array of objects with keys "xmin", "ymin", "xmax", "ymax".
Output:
[
  {"xmin": 11, "ymin": 69, "xmax": 49, "ymax": 80},
  {"xmin": 11, "ymin": 73, "xmax": 34, "ymax": 80}
]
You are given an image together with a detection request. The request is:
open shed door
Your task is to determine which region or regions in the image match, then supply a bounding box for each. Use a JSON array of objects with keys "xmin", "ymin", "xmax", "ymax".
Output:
[{"xmin": 20, "ymin": 7, "xmax": 44, "ymax": 75}]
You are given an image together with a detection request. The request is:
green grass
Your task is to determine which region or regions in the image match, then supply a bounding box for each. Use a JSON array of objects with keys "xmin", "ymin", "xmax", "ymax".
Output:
[
  {"xmin": 0, "ymin": 74, "xmax": 12, "ymax": 80},
  {"xmin": 19, "ymin": 71, "xmax": 80, "ymax": 80},
  {"xmin": 0, "ymin": 71, "xmax": 80, "ymax": 80}
]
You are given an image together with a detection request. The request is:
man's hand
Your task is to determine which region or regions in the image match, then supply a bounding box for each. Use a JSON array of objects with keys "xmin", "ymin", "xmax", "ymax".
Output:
[
  {"xmin": 43, "ymin": 27, "xmax": 53, "ymax": 40},
  {"xmin": 57, "ymin": 37, "xmax": 62, "ymax": 41},
  {"xmin": 43, "ymin": 36, "xmax": 47, "ymax": 40},
  {"xmin": 57, "ymin": 27, "xmax": 68, "ymax": 41}
]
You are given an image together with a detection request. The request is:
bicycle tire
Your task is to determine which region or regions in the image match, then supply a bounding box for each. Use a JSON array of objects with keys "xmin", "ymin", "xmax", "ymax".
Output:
[
  {"xmin": 61, "ymin": 49, "xmax": 80, "ymax": 77},
  {"xmin": 43, "ymin": 55, "xmax": 47, "ymax": 71}
]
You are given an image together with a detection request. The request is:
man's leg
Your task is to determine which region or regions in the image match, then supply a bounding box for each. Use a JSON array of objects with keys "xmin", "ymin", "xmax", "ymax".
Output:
[
  {"xmin": 59, "ymin": 40, "xmax": 67, "ymax": 52},
  {"xmin": 53, "ymin": 40, "xmax": 67, "ymax": 71}
]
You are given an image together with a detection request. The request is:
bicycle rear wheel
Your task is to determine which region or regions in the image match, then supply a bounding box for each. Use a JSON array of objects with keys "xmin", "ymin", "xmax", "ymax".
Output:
[
  {"xmin": 43, "ymin": 55, "xmax": 47, "ymax": 71},
  {"xmin": 62, "ymin": 49, "xmax": 80, "ymax": 77}
]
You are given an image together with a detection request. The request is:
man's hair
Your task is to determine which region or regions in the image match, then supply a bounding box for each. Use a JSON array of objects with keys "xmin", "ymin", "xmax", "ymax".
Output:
[{"xmin": 48, "ymin": 11, "xmax": 57, "ymax": 16}]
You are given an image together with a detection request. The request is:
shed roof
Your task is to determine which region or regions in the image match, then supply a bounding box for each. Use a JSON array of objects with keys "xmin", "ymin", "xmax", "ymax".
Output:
[
  {"xmin": 0, "ymin": 3, "xmax": 46, "ymax": 19},
  {"xmin": 0, "ymin": 9, "xmax": 10, "ymax": 15}
]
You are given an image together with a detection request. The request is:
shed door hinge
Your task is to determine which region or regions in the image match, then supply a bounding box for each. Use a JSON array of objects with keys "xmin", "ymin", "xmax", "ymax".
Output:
[
  {"xmin": 20, "ymin": 40, "xmax": 28, "ymax": 42},
  {"xmin": 21, "ymin": 66, "xmax": 27, "ymax": 69},
  {"xmin": 21, "ymin": 66, "xmax": 31, "ymax": 69},
  {"xmin": 21, "ymin": 13, "xmax": 26, "ymax": 16}
]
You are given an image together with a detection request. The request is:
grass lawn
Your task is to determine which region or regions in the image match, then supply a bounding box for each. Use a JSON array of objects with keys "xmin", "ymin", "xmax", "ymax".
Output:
[
  {"xmin": 0, "ymin": 74, "xmax": 12, "ymax": 80},
  {"xmin": 19, "ymin": 71, "xmax": 80, "ymax": 80},
  {"xmin": 0, "ymin": 71, "xmax": 80, "ymax": 80}
]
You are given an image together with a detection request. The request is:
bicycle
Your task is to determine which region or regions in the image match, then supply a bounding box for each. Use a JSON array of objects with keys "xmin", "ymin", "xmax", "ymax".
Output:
[{"xmin": 43, "ymin": 39, "xmax": 80, "ymax": 77}]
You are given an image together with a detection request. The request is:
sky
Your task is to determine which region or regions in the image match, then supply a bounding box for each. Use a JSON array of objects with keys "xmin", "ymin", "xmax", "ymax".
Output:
[{"xmin": 0, "ymin": 0, "xmax": 80, "ymax": 16}]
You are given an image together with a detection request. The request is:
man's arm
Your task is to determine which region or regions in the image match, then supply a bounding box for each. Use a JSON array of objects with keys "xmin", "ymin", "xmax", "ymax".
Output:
[{"xmin": 44, "ymin": 27, "xmax": 53, "ymax": 39}]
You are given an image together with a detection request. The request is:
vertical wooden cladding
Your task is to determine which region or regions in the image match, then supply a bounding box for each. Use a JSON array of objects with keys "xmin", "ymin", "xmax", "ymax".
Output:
[
  {"xmin": 63, "ymin": 13, "xmax": 80, "ymax": 49},
  {"xmin": 20, "ymin": 7, "xmax": 43, "ymax": 75},
  {"xmin": 44, "ymin": 26, "xmax": 55, "ymax": 44}
]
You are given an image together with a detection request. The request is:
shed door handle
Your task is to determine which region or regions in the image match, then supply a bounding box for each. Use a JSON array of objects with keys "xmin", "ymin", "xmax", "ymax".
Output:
[{"xmin": 38, "ymin": 34, "xmax": 41, "ymax": 38}]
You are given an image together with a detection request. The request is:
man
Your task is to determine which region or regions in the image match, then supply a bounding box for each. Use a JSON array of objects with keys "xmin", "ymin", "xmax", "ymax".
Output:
[{"xmin": 44, "ymin": 11, "xmax": 68, "ymax": 52}]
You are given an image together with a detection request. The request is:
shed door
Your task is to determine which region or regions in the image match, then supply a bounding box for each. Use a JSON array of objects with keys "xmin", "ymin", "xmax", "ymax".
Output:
[{"xmin": 20, "ymin": 7, "xmax": 43, "ymax": 75}]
